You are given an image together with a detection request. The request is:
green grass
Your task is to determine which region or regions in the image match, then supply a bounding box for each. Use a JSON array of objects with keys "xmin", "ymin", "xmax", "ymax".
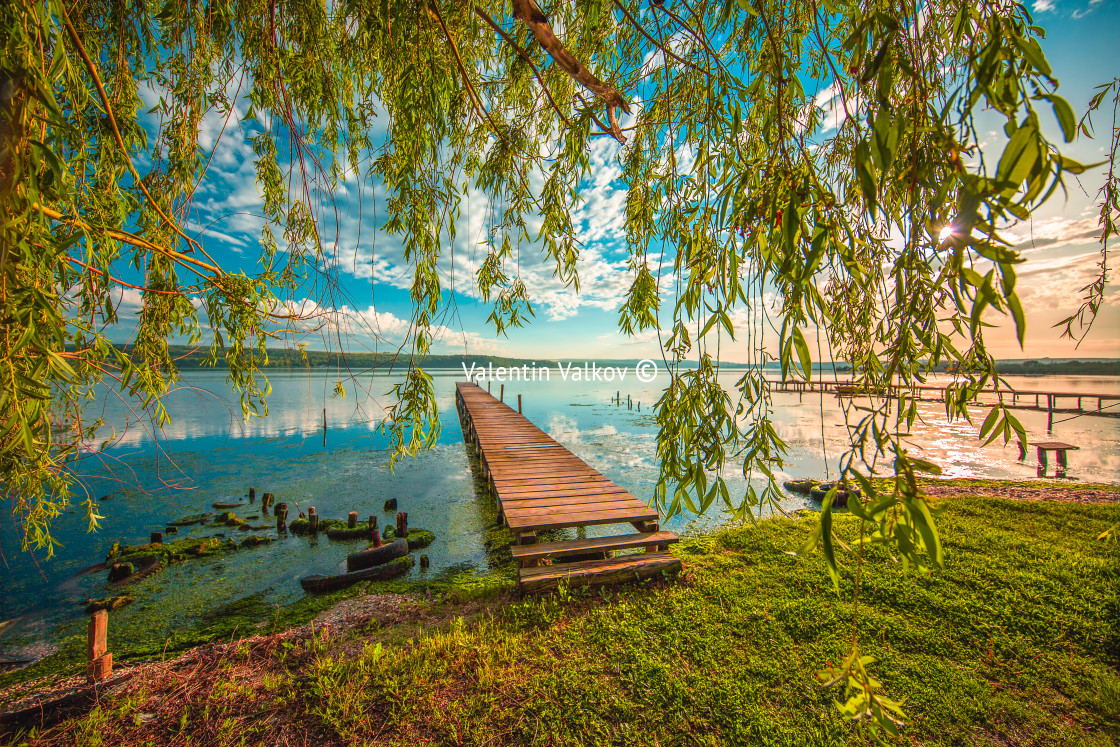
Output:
[{"xmin": 3, "ymin": 492, "xmax": 1116, "ymax": 745}]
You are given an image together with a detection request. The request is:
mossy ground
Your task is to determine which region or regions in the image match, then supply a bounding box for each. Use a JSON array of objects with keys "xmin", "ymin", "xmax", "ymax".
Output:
[{"xmin": 3, "ymin": 489, "xmax": 1117, "ymax": 745}]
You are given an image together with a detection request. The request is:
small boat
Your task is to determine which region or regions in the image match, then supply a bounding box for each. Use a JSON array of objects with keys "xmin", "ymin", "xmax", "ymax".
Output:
[
  {"xmin": 346, "ymin": 538, "xmax": 407, "ymax": 572},
  {"xmin": 299, "ymin": 555, "xmax": 414, "ymax": 593}
]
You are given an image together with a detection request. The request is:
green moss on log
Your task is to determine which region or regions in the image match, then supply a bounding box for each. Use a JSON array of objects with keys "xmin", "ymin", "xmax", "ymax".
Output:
[
  {"xmin": 405, "ymin": 529, "xmax": 435, "ymax": 550},
  {"xmin": 85, "ymin": 596, "xmax": 135, "ymax": 614}
]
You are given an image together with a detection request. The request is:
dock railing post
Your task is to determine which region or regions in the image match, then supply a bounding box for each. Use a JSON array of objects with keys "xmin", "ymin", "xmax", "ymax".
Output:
[{"xmin": 518, "ymin": 394, "xmax": 522, "ymax": 413}]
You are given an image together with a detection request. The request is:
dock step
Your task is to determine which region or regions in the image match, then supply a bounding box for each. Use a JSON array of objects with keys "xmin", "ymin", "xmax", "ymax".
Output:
[
  {"xmin": 519, "ymin": 551, "xmax": 682, "ymax": 593},
  {"xmin": 511, "ymin": 531, "xmax": 678, "ymax": 565}
]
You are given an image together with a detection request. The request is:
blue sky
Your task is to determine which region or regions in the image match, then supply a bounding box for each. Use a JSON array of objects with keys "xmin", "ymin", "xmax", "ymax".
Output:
[{"xmin": 111, "ymin": 0, "xmax": 1120, "ymax": 363}]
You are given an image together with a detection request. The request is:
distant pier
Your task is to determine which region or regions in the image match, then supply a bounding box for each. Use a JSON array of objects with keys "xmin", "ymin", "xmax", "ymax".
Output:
[{"xmin": 773, "ymin": 379, "xmax": 1120, "ymax": 423}]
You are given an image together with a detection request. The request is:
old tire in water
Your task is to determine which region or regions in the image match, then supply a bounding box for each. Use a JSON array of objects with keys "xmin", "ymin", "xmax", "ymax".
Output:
[{"xmin": 346, "ymin": 538, "xmax": 408, "ymax": 572}]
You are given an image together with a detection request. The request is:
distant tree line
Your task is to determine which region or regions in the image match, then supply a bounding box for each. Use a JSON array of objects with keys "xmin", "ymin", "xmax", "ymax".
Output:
[{"xmin": 932, "ymin": 359, "xmax": 1120, "ymax": 376}]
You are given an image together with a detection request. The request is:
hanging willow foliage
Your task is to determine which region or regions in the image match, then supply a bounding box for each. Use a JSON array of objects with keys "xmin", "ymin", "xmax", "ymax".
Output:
[{"xmin": 1, "ymin": 0, "xmax": 1107, "ymax": 734}]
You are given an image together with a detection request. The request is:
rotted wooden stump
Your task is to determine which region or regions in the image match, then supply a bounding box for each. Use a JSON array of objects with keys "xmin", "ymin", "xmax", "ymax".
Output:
[
  {"xmin": 308, "ymin": 507, "xmax": 319, "ymax": 534},
  {"xmin": 395, "ymin": 512, "xmax": 408, "ymax": 539},
  {"xmin": 262, "ymin": 493, "xmax": 274, "ymax": 511},
  {"xmin": 383, "ymin": 498, "xmax": 397, "ymax": 511},
  {"xmin": 370, "ymin": 529, "xmax": 381, "ymax": 548},
  {"xmin": 367, "ymin": 516, "xmax": 376, "ymax": 539},
  {"xmin": 348, "ymin": 511, "xmax": 358, "ymax": 529},
  {"xmin": 150, "ymin": 532, "xmax": 163, "ymax": 545},
  {"xmin": 86, "ymin": 610, "xmax": 111, "ymax": 684},
  {"xmin": 419, "ymin": 555, "xmax": 429, "ymax": 569},
  {"xmin": 248, "ymin": 487, "xmax": 256, "ymax": 502},
  {"xmin": 276, "ymin": 504, "xmax": 288, "ymax": 533}
]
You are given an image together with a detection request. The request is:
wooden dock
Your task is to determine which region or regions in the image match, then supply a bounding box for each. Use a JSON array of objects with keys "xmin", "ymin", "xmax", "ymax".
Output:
[
  {"xmin": 454, "ymin": 382, "xmax": 680, "ymax": 593},
  {"xmin": 774, "ymin": 379, "xmax": 1120, "ymax": 424}
]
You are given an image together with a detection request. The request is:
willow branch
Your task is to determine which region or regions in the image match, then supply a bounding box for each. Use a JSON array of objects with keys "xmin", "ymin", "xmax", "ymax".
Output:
[
  {"xmin": 473, "ymin": 5, "xmax": 574, "ymax": 130},
  {"xmin": 427, "ymin": 3, "xmax": 504, "ymax": 142},
  {"xmin": 34, "ymin": 203, "xmax": 223, "ymax": 276},
  {"xmin": 612, "ymin": 0, "xmax": 702, "ymax": 74},
  {"xmin": 510, "ymin": 0, "xmax": 630, "ymax": 143},
  {"xmin": 59, "ymin": 5, "xmax": 207, "ymax": 261}
]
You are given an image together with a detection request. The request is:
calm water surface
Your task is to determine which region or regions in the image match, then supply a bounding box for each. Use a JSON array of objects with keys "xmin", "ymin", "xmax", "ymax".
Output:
[{"xmin": 2, "ymin": 369, "xmax": 1117, "ymax": 656}]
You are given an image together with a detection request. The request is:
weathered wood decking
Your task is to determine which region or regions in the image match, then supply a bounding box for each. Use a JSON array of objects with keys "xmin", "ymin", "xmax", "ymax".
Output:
[{"xmin": 455, "ymin": 382, "xmax": 680, "ymax": 593}]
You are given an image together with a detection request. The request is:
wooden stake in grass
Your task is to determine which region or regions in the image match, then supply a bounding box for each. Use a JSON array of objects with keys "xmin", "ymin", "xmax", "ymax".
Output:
[{"xmin": 86, "ymin": 610, "xmax": 111, "ymax": 683}]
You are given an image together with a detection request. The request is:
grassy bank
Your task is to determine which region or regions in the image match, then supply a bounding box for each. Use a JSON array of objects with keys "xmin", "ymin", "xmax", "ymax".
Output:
[{"xmin": 3, "ymin": 491, "xmax": 1118, "ymax": 745}]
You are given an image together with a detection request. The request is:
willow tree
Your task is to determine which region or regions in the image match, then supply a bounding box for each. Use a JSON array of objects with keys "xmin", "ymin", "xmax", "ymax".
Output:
[{"xmin": 2, "ymin": 0, "xmax": 1104, "ymax": 734}]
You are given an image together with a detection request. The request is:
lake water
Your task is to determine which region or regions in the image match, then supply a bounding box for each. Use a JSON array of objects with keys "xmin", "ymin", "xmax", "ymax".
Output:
[{"xmin": 2, "ymin": 369, "xmax": 1118, "ymax": 659}]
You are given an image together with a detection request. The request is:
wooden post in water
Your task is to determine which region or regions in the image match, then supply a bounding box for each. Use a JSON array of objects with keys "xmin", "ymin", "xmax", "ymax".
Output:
[
  {"xmin": 308, "ymin": 507, "xmax": 318, "ymax": 534},
  {"xmin": 1047, "ymin": 395, "xmax": 1054, "ymax": 431},
  {"xmin": 150, "ymin": 532, "xmax": 163, "ymax": 545},
  {"xmin": 248, "ymin": 487, "xmax": 256, "ymax": 502},
  {"xmin": 276, "ymin": 503, "xmax": 288, "ymax": 532},
  {"xmin": 348, "ymin": 511, "xmax": 358, "ymax": 529},
  {"xmin": 500, "ymin": 383, "xmax": 505, "ymax": 402},
  {"xmin": 86, "ymin": 610, "xmax": 111, "ymax": 683},
  {"xmin": 370, "ymin": 529, "xmax": 381, "ymax": 547},
  {"xmin": 518, "ymin": 394, "xmax": 522, "ymax": 414},
  {"xmin": 367, "ymin": 516, "xmax": 376, "ymax": 539}
]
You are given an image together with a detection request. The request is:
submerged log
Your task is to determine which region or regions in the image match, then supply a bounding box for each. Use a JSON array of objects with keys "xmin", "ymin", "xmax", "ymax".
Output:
[
  {"xmin": 300, "ymin": 555, "xmax": 414, "ymax": 593},
  {"xmin": 346, "ymin": 538, "xmax": 408, "ymax": 572}
]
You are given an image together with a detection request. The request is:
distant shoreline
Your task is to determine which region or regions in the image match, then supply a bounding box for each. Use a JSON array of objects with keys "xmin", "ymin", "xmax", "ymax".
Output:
[{"xmin": 99, "ymin": 345, "xmax": 1119, "ymax": 377}]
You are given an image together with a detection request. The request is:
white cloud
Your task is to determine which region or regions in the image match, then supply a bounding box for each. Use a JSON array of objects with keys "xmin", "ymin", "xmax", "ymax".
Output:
[{"xmin": 1002, "ymin": 214, "xmax": 1103, "ymax": 252}]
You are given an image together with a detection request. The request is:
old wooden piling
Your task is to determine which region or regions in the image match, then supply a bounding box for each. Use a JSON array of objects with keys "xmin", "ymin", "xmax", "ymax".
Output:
[{"xmin": 86, "ymin": 610, "xmax": 111, "ymax": 683}]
